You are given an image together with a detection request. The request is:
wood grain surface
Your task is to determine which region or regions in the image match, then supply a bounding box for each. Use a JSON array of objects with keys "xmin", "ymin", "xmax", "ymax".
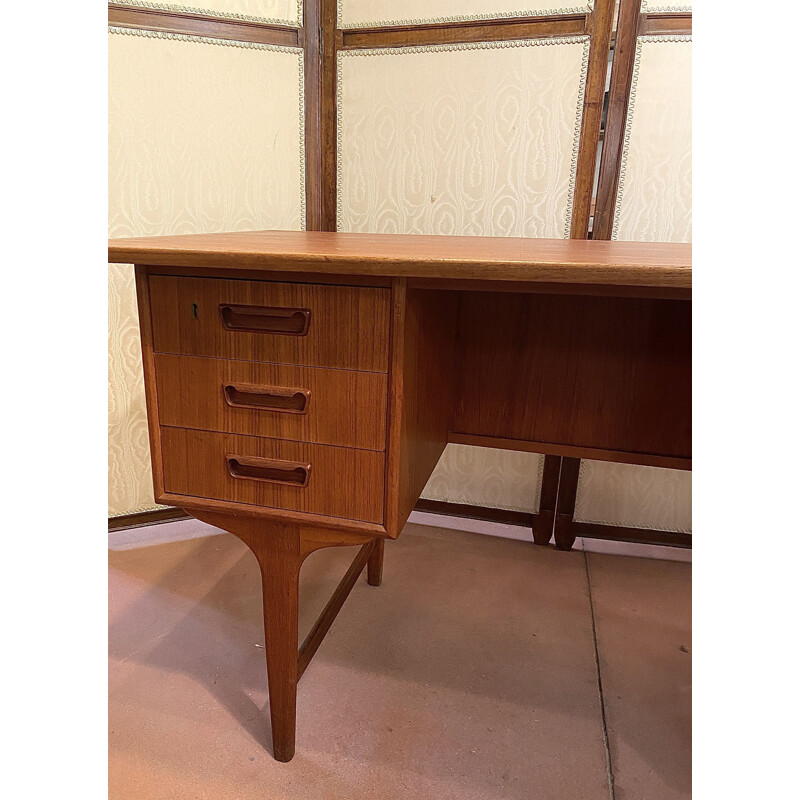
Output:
[
  {"xmin": 452, "ymin": 292, "xmax": 691, "ymax": 461},
  {"xmin": 161, "ymin": 427, "xmax": 385, "ymax": 524},
  {"xmin": 384, "ymin": 282, "xmax": 458, "ymax": 538},
  {"xmin": 109, "ymin": 231, "xmax": 691, "ymax": 290},
  {"xmin": 155, "ymin": 353, "xmax": 387, "ymax": 450},
  {"xmin": 148, "ymin": 274, "xmax": 391, "ymax": 372},
  {"xmin": 339, "ymin": 17, "xmax": 586, "ymax": 49}
]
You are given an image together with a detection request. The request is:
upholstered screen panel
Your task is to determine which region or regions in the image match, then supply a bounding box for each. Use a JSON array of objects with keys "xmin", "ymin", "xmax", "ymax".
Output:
[
  {"xmin": 339, "ymin": 1, "xmax": 592, "ymax": 28},
  {"xmin": 338, "ymin": 38, "xmax": 588, "ymax": 509},
  {"xmin": 113, "ymin": 1, "xmax": 302, "ymax": 26},
  {"xmin": 108, "ymin": 29, "xmax": 304, "ymax": 516},
  {"xmin": 577, "ymin": 34, "xmax": 691, "ymax": 533},
  {"xmin": 338, "ymin": 38, "xmax": 590, "ymax": 237},
  {"xmin": 423, "ymin": 445, "xmax": 545, "ymax": 513},
  {"xmin": 574, "ymin": 461, "xmax": 691, "ymax": 533},
  {"xmin": 613, "ymin": 36, "xmax": 692, "ymax": 243}
]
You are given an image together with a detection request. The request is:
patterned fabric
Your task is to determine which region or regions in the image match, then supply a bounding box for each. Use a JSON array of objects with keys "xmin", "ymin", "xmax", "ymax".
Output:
[
  {"xmin": 574, "ymin": 461, "xmax": 692, "ymax": 533},
  {"xmin": 613, "ymin": 37, "xmax": 692, "ymax": 243},
  {"xmin": 424, "ymin": 446, "xmax": 545, "ymax": 513},
  {"xmin": 108, "ymin": 29, "xmax": 305, "ymax": 516},
  {"xmin": 338, "ymin": 39, "xmax": 589, "ymax": 238}
]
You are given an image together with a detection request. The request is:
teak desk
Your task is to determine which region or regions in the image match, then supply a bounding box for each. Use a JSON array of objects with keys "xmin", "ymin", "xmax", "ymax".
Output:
[{"xmin": 109, "ymin": 230, "xmax": 691, "ymax": 761}]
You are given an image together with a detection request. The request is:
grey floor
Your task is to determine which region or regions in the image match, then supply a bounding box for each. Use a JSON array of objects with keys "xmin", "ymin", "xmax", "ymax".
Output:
[{"xmin": 109, "ymin": 518, "xmax": 691, "ymax": 800}]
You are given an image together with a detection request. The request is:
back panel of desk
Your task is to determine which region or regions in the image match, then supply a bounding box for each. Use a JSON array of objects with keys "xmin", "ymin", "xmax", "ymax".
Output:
[{"xmin": 451, "ymin": 291, "xmax": 691, "ymax": 465}]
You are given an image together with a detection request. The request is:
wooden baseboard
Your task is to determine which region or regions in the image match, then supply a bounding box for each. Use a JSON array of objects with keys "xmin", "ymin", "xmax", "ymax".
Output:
[
  {"xmin": 413, "ymin": 500, "xmax": 691, "ymax": 548},
  {"xmin": 108, "ymin": 501, "xmax": 691, "ymax": 549},
  {"xmin": 570, "ymin": 521, "xmax": 691, "ymax": 548},
  {"xmin": 108, "ymin": 507, "xmax": 191, "ymax": 532},
  {"xmin": 413, "ymin": 498, "xmax": 535, "ymax": 528}
]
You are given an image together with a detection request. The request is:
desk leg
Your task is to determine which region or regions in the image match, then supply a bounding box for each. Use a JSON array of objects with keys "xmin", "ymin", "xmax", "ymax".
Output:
[
  {"xmin": 367, "ymin": 538, "xmax": 384, "ymax": 586},
  {"xmin": 188, "ymin": 510, "xmax": 377, "ymax": 762},
  {"xmin": 258, "ymin": 529, "xmax": 301, "ymax": 762},
  {"xmin": 207, "ymin": 518, "xmax": 302, "ymax": 761},
  {"xmin": 553, "ymin": 457, "xmax": 581, "ymax": 551},
  {"xmin": 533, "ymin": 455, "xmax": 562, "ymax": 545}
]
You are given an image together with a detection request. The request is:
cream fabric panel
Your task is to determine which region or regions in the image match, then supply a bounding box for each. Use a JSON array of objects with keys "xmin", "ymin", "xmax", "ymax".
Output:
[
  {"xmin": 108, "ymin": 29, "xmax": 304, "ymax": 516},
  {"xmin": 339, "ymin": 1, "xmax": 592, "ymax": 28},
  {"xmin": 338, "ymin": 38, "xmax": 590, "ymax": 237},
  {"xmin": 423, "ymin": 446, "xmax": 545, "ymax": 513},
  {"xmin": 613, "ymin": 36, "xmax": 692, "ymax": 243},
  {"xmin": 114, "ymin": 1, "xmax": 302, "ymax": 26},
  {"xmin": 577, "ymin": 35, "xmax": 692, "ymax": 533},
  {"xmin": 338, "ymin": 38, "xmax": 587, "ymax": 510},
  {"xmin": 574, "ymin": 462, "xmax": 691, "ymax": 533}
]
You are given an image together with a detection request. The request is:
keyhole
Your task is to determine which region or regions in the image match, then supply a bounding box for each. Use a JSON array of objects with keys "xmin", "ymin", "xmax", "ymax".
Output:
[{"xmin": 191, "ymin": 303, "xmax": 198, "ymax": 319}]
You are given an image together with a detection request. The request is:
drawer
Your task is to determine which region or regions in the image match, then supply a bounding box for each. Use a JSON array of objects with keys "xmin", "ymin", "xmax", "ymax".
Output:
[
  {"xmin": 155, "ymin": 354, "xmax": 387, "ymax": 451},
  {"xmin": 161, "ymin": 427, "xmax": 385, "ymax": 524},
  {"xmin": 149, "ymin": 276, "xmax": 391, "ymax": 372}
]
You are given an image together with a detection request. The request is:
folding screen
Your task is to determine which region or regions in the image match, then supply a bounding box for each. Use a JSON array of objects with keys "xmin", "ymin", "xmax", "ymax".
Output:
[
  {"xmin": 108, "ymin": 19, "xmax": 305, "ymax": 515},
  {"xmin": 336, "ymin": 0, "xmax": 614, "ymax": 513}
]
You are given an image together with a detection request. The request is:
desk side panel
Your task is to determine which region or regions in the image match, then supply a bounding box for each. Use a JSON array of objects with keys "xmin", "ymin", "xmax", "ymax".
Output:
[
  {"xmin": 385, "ymin": 282, "xmax": 459, "ymax": 538},
  {"xmin": 134, "ymin": 267, "xmax": 166, "ymax": 501}
]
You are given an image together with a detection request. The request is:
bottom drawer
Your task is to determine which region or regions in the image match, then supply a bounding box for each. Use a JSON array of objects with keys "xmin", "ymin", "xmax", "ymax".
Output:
[{"xmin": 161, "ymin": 428, "xmax": 385, "ymax": 524}]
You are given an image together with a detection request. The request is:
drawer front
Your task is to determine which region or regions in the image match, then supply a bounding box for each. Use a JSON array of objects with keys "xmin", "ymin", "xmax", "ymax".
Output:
[
  {"xmin": 161, "ymin": 427, "xmax": 385, "ymax": 524},
  {"xmin": 149, "ymin": 276, "xmax": 391, "ymax": 372},
  {"xmin": 155, "ymin": 354, "xmax": 387, "ymax": 451}
]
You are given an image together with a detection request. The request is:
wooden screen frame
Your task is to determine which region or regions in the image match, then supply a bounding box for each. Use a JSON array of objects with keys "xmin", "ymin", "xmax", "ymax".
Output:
[{"xmin": 593, "ymin": 0, "xmax": 692, "ymax": 240}]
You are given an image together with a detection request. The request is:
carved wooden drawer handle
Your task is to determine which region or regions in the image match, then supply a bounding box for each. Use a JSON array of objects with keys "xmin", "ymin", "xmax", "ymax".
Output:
[
  {"xmin": 219, "ymin": 304, "xmax": 311, "ymax": 336},
  {"xmin": 223, "ymin": 383, "xmax": 310, "ymax": 414},
  {"xmin": 226, "ymin": 454, "xmax": 311, "ymax": 487}
]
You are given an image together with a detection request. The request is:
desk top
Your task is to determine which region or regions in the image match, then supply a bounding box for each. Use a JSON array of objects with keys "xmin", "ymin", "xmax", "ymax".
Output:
[{"xmin": 109, "ymin": 230, "xmax": 691, "ymax": 291}]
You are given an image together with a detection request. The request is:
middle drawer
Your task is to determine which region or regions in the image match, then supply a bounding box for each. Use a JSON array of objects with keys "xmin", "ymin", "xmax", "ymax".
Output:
[{"xmin": 155, "ymin": 354, "xmax": 387, "ymax": 451}]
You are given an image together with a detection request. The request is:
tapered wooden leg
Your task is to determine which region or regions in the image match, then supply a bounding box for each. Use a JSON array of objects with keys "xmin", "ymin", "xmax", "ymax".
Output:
[
  {"xmin": 367, "ymin": 537, "xmax": 384, "ymax": 586},
  {"xmin": 533, "ymin": 455, "xmax": 562, "ymax": 546},
  {"xmin": 189, "ymin": 513, "xmax": 302, "ymax": 760},
  {"xmin": 188, "ymin": 510, "xmax": 377, "ymax": 762},
  {"xmin": 553, "ymin": 457, "xmax": 581, "ymax": 551},
  {"xmin": 257, "ymin": 529, "xmax": 301, "ymax": 761}
]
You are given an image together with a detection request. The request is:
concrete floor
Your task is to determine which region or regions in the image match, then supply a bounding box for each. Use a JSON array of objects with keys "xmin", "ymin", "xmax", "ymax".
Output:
[{"xmin": 109, "ymin": 519, "xmax": 691, "ymax": 800}]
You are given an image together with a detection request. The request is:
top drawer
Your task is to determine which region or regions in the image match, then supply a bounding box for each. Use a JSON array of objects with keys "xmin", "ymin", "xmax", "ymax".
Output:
[{"xmin": 149, "ymin": 276, "xmax": 391, "ymax": 372}]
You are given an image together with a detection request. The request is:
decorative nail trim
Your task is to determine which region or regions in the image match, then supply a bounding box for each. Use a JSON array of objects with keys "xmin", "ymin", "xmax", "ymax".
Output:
[
  {"xmin": 641, "ymin": 2, "xmax": 692, "ymax": 12},
  {"xmin": 110, "ymin": 1, "xmax": 302, "ymax": 28},
  {"xmin": 337, "ymin": 2, "xmax": 593, "ymax": 29},
  {"xmin": 564, "ymin": 35, "xmax": 591, "ymax": 238}
]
